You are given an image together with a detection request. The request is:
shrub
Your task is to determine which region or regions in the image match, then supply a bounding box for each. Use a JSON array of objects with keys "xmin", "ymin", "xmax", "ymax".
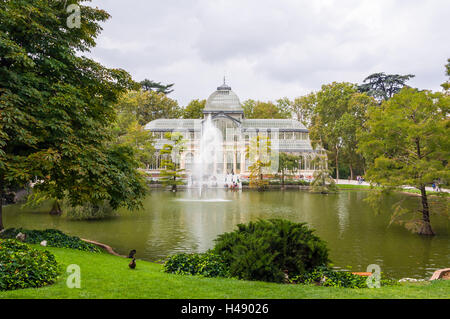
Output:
[
  {"xmin": 0, "ymin": 239, "xmax": 59, "ymax": 291},
  {"xmin": 163, "ymin": 252, "xmax": 230, "ymax": 278},
  {"xmin": 66, "ymin": 202, "xmax": 117, "ymax": 220},
  {"xmin": 284, "ymin": 180, "xmax": 310, "ymax": 186},
  {"xmin": 292, "ymin": 266, "xmax": 398, "ymax": 288},
  {"xmin": 0, "ymin": 229, "xmax": 101, "ymax": 253},
  {"xmin": 292, "ymin": 266, "xmax": 366, "ymax": 288},
  {"xmin": 213, "ymin": 219, "xmax": 330, "ymax": 283}
]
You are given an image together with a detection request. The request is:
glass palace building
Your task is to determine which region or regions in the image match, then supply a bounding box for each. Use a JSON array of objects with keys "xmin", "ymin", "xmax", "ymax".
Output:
[{"xmin": 144, "ymin": 81, "xmax": 326, "ymax": 180}]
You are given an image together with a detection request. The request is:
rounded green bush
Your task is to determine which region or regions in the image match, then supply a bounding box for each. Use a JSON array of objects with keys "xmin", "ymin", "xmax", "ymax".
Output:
[
  {"xmin": 213, "ymin": 219, "xmax": 330, "ymax": 283},
  {"xmin": 0, "ymin": 239, "xmax": 59, "ymax": 291}
]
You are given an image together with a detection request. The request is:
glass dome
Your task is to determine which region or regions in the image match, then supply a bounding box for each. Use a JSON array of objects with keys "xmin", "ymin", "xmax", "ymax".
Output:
[{"xmin": 204, "ymin": 81, "xmax": 243, "ymax": 113}]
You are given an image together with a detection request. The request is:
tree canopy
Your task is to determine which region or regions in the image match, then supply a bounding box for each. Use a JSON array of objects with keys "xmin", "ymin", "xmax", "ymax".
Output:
[
  {"xmin": 140, "ymin": 79, "xmax": 174, "ymax": 95},
  {"xmin": 182, "ymin": 99, "xmax": 206, "ymax": 119},
  {"xmin": 0, "ymin": 0, "xmax": 147, "ymax": 228},
  {"xmin": 242, "ymin": 99, "xmax": 292, "ymax": 119},
  {"xmin": 308, "ymin": 82, "xmax": 360, "ymax": 180},
  {"xmin": 358, "ymin": 72, "xmax": 415, "ymax": 102},
  {"xmin": 358, "ymin": 87, "xmax": 449, "ymax": 235},
  {"xmin": 115, "ymin": 90, "xmax": 181, "ymax": 126},
  {"xmin": 291, "ymin": 93, "xmax": 316, "ymax": 127}
]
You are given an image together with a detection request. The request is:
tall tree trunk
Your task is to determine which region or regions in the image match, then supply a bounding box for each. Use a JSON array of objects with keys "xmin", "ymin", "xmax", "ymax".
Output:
[
  {"xmin": 335, "ymin": 147, "xmax": 339, "ymax": 181},
  {"xmin": 281, "ymin": 170, "xmax": 285, "ymax": 189},
  {"xmin": 414, "ymin": 138, "xmax": 433, "ymax": 235},
  {"xmin": 172, "ymin": 176, "xmax": 177, "ymax": 192},
  {"xmin": 349, "ymin": 164, "xmax": 354, "ymax": 181},
  {"xmin": 418, "ymin": 185, "xmax": 434, "ymax": 236},
  {"xmin": 49, "ymin": 200, "xmax": 62, "ymax": 216}
]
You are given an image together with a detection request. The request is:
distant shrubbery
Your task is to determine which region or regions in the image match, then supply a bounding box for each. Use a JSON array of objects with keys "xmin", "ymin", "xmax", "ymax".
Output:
[
  {"xmin": 0, "ymin": 229, "xmax": 101, "ymax": 253},
  {"xmin": 0, "ymin": 239, "xmax": 59, "ymax": 291},
  {"xmin": 66, "ymin": 202, "xmax": 117, "ymax": 220},
  {"xmin": 241, "ymin": 180, "xmax": 310, "ymax": 187},
  {"xmin": 269, "ymin": 179, "xmax": 310, "ymax": 186}
]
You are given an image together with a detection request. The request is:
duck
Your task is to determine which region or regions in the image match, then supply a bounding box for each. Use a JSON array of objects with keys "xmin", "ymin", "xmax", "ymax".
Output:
[
  {"xmin": 127, "ymin": 249, "xmax": 136, "ymax": 258},
  {"xmin": 129, "ymin": 258, "xmax": 136, "ymax": 269}
]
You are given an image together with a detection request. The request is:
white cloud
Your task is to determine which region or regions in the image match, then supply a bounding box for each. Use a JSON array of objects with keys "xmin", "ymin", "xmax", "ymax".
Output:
[{"xmin": 86, "ymin": 0, "xmax": 450, "ymax": 105}]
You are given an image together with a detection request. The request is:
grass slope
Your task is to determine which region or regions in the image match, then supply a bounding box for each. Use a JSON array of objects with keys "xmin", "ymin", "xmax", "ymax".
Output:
[{"xmin": 0, "ymin": 246, "xmax": 448, "ymax": 299}]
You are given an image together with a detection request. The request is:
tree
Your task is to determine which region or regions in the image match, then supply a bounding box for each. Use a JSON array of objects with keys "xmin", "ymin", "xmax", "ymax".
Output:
[
  {"xmin": 246, "ymin": 135, "xmax": 271, "ymax": 190},
  {"xmin": 160, "ymin": 132, "xmax": 185, "ymax": 192},
  {"xmin": 140, "ymin": 79, "xmax": 174, "ymax": 95},
  {"xmin": 115, "ymin": 90, "xmax": 181, "ymax": 125},
  {"xmin": 0, "ymin": 0, "xmax": 147, "ymax": 229},
  {"xmin": 358, "ymin": 73, "xmax": 415, "ymax": 102},
  {"xmin": 112, "ymin": 92, "xmax": 156, "ymax": 168},
  {"xmin": 183, "ymin": 99, "xmax": 206, "ymax": 119},
  {"xmin": 242, "ymin": 99, "xmax": 291, "ymax": 119},
  {"xmin": 358, "ymin": 88, "xmax": 449, "ymax": 235},
  {"xmin": 278, "ymin": 153, "xmax": 299, "ymax": 188},
  {"xmin": 113, "ymin": 120, "xmax": 155, "ymax": 169},
  {"xmin": 310, "ymin": 168, "xmax": 338, "ymax": 194},
  {"xmin": 291, "ymin": 93, "xmax": 316, "ymax": 127},
  {"xmin": 308, "ymin": 82, "xmax": 359, "ymax": 181},
  {"xmin": 339, "ymin": 93, "xmax": 377, "ymax": 179}
]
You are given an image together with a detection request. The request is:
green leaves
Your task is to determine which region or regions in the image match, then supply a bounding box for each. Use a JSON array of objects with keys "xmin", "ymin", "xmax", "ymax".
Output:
[
  {"xmin": 0, "ymin": 239, "xmax": 59, "ymax": 291},
  {"xmin": 360, "ymin": 88, "xmax": 449, "ymax": 189},
  {"xmin": 163, "ymin": 253, "xmax": 230, "ymax": 278},
  {"xmin": 307, "ymin": 82, "xmax": 375, "ymax": 179},
  {"xmin": 212, "ymin": 219, "xmax": 330, "ymax": 283},
  {"xmin": 358, "ymin": 72, "xmax": 415, "ymax": 102},
  {"xmin": 358, "ymin": 88, "xmax": 450, "ymax": 234},
  {"xmin": 182, "ymin": 99, "xmax": 206, "ymax": 119},
  {"xmin": 242, "ymin": 99, "xmax": 292, "ymax": 119},
  {"xmin": 159, "ymin": 132, "xmax": 186, "ymax": 191},
  {"xmin": 0, "ymin": 1, "xmax": 147, "ymax": 219},
  {"xmin": 115, "ymin": 90, "xmax": 180, "ymax": 126},
  {"xmin": 0, "ymin": 228, "xmax": 101, "ymax": 252}
]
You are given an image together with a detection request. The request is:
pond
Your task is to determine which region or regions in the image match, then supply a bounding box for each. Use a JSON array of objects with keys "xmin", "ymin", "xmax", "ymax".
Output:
[{"xmin": 3, "ymin": 189, "xmax": 449, "ymax": 279}]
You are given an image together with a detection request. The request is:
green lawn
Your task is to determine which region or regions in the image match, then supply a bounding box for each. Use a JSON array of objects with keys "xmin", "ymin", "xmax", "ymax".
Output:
[{"xmin": 0, "ymin": 246, "xmax": 448, "ymax": 299}]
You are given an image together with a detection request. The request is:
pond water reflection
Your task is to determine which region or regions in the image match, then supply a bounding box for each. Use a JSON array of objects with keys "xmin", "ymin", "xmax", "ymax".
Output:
[{"xmin": 4, "ymin": 189, "xmax": 449, "ymax": 279}]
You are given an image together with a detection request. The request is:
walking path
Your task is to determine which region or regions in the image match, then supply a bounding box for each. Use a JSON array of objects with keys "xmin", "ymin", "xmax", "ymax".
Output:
[{"xmin": 335, "ymin": 179, "xmax": 449, "ymax": 193}]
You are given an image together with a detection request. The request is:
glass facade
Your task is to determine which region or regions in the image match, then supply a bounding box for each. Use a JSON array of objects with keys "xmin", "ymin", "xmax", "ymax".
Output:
[{"xmin": 144, "ymin": 81, "xmax": 326, "ymax": 177}]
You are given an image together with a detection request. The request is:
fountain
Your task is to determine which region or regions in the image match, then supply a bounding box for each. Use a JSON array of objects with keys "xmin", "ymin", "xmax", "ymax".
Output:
[
  {"xmin": 190, "ymin": 115, "xmax": 225, "ymax": 191},
  {"xmin": 178, "ymin": 114, "xmax": 237, "ymax": 201}
]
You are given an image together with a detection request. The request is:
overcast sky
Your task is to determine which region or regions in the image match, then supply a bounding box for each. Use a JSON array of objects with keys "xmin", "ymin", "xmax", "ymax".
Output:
[{"xmin": 87, "ymin": 0, "xmax": 450, "ymax": 106}]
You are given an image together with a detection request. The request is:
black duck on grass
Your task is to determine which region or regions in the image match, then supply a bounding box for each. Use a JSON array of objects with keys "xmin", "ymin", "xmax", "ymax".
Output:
[
  {"xmin": 128, "ymin": 249, "xmax": 136, "ymax": 258},
  {"xmin": 129, "ymin": 258, "xmax": 136, "ymax": 269}
]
